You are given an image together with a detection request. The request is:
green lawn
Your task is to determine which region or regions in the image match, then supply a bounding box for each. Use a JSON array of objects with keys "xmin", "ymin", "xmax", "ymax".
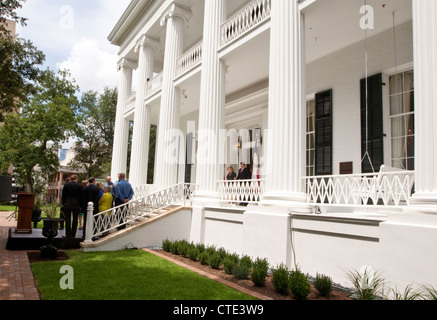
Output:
[
  {"xmin": 31, "ymin": 250, "xmax": 258, "ymax": 301},
  {"xmin": 0, "ymin": 204, "xmax": 16, "ymax": 212}
]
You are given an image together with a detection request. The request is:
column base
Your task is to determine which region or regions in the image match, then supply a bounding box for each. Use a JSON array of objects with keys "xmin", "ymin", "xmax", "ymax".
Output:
[
  {"xmin": 192, "ymin": 191, "xmax": 221, "ymax": 206},
  {"xmin": 404, "ymin": 193, "xmax": 437, "ymax": 215},
  {"xmin": 261, "ymin": 192, "xmax": 314, "ymax": 214}
]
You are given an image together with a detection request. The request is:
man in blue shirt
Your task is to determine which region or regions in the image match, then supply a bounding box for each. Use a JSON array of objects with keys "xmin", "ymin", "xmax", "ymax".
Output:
[{"xmin": 114, "ymin": 173, "xmax": 134, "ymax": 230}]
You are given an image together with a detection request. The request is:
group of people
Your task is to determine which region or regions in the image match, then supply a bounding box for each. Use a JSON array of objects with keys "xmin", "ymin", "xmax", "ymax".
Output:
[
  {"xmin": 226, "ymin": 162, "xmax": 252, "ymax": 206},
  {"xmin": 61, "ymin": 173, "xmax": 134, "ymax": 239},
  {"xmin": 226, "ymin": 162, "xmax": 252, "ymax": 181}
]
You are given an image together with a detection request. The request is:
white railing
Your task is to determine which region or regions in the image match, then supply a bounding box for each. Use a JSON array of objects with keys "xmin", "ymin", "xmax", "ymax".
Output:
[
  {"xmin": 221, "ymin": 0, "xmax": 271, "ymax": 47},
  {"xmin": 217, "ymin": 179, "xmax": 266, "ymax": 203},
  {"xmin": 84, "ymin": 183, "xmax": 198, "ymax": 242},
  {"xmin": 304, "ymin": 171, "xmax": 415, "ymax": 207},
  {"xmin": 147, "ymin": 72, "xmax": 163, "ymax": 97},
  {"xmin": 132, "ymin": 184, "xmax": 160, "ymax": 201},
  {"xmin": 176, "ymin": 40, "xmax": 203, "ymax": 77}
]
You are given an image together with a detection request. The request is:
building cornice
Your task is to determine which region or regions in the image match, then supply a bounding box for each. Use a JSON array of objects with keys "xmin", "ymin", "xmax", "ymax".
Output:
[{"xmin": 108, "ymin": 0, "xmax": 156, "ymax": 46}]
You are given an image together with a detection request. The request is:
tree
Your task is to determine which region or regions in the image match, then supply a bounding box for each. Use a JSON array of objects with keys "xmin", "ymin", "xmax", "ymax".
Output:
[
  {"xmin": 69, "ymin": 87, "xmax": 118, "ymax": 179},
  {"xmin": 0, "ymin": 0, "xmax": 45, "ymax": 121},
  {"xmin": 0, "ymin": 69, "xmax": 79, "ymax": 193},
  {"xmin": 0, "ymin": 0, "xmax": 27, "ymax": 35}
]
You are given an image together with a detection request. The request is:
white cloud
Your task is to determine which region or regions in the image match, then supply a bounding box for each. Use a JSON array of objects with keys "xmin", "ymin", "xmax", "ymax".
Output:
[
  {"xmin": 57, "ymin": 38, "xmax": 119, "ymax": 93},
  {"xmin": 16, "ymin": 0, "xmax": 131, "ymax": 93}
]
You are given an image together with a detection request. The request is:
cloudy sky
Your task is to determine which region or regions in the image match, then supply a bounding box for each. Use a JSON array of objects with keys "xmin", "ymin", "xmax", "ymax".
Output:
[{"xmin": 16, "ymin": 0, "xmax": 131, "ymax": 94}]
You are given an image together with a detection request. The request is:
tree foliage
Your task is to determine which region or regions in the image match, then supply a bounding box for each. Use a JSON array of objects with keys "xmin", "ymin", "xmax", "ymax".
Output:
[
  {"xmin": 0, "ymin": 0, "xmax": 45, "ymax": 121},
  {"xmin": 68, "ymin": 87, "xmax": 118, "ymax": 179},
  {"xmin": 0, "ymin": 69, "xmax": 79, "ymax": 192}
]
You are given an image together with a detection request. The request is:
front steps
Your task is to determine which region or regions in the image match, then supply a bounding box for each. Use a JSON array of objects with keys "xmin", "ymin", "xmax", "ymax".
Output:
[{"xmin": 81, "ymin": 205, "xmax": 193, "ymax": 252}]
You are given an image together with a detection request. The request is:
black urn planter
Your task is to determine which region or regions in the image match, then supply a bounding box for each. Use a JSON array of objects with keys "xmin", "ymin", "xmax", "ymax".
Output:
[
  {"xmin": 31, "ymin": 209, "xmax": 42, "ymax": 228},
  {"xmin": 40, "ymin": 218, "xmax": 63, "ymax": 259}
]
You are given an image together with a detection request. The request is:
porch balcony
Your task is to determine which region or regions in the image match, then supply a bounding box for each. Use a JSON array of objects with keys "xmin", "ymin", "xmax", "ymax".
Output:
[{"xmin": 215, "ymin": 168, "xmax": 415, "ymax": 210}]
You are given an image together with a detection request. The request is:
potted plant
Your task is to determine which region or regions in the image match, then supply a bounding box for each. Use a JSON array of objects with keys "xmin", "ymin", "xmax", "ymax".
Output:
[
  {"xmin": 40, "ymin": 202, "xmax": 63, "ymax": 259},
  {"xmin": 31, "ymin": 197, "xmax": 42, "ymax": 228}
]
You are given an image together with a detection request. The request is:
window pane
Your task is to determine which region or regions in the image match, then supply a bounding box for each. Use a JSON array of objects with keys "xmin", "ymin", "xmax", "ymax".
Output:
[
  {"xmin": 404, "ymin": 91, "xmax": 415, "ymax": 113},
  {"xmin": 390, "ymin": 73, "xmax": 403, "ymax": 95},
  {"xmin": 407, "ymin": 158, "xmax": 415, "ymax": 171},
  {"xmin": 391, "ymin": 116, "xmax": 405, "ymax": 138},
  {"xmin": 392, "ymin": 137, "xmax": 405, "ymax": 159},
  {"xmin": 404, "ymin": 70, "xmax": 414, "ymax": 91},
  {"xmin": 407, "ymin": 136, "xmax": 415, "ymax": 158},
  {"xmin": 406, "ymin": 114, "xmax": 415, "ymax": 136},
  {"xmin": 390, "ymin": 94, "xmax": 404, "ymax": 115}
]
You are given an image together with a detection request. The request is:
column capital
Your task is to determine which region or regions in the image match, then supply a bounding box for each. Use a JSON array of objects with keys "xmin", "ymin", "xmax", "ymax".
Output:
[
  {"xmin": 160, "ymin": 3, "xmax": 192, "ymax": 27},
  {"xmin": 134, "ymin": 34, "xmax": 160, "ymax": 54},
  {"xmin": 117, "ymin": 57, "xmax": 137, "ymax": 71}
]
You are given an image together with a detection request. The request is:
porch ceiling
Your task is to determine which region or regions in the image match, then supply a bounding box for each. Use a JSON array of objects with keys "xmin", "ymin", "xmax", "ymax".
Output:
[{"xmin": 304, "ymin": 0, "xmax": 413, "ymax": 63}]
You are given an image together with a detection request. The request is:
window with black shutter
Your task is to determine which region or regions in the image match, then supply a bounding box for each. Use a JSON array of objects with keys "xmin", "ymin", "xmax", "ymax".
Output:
[
  {"xmin": 360, "ymin": 73, "xmax": 384, "ymax": 173},
  {"xmin": 315, "ymin": 89, "xmax": 333, "ymax": 176}
]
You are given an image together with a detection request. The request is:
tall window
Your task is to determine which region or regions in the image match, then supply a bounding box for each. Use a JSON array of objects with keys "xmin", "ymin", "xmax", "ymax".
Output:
[
  {"xmin": 315, "ymin": 90, "xmax": 333, "ymax": 176},
  {"xmin": 389, "ymin": 70, "xmax": 415, "ymax": 170},
  {"xmin": 306, "ymin": 99, "xmax": 315, "ymax": 176}
]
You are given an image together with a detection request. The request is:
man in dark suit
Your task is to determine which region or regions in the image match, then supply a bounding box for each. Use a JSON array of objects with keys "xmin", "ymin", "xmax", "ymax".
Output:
[
  {"xmin": 82, "ymin": 177, "xmax": 100, "ymax": 238},
  {"xmin": 237, "ymin": 162, "xmax": 251, "ymax": 206},
  {"xmin": 237, "ymin": 162, "xmax": 251, "ymax": 180},
  {"xmin": 61, "ymin": 175, "xmax": 83, "ymax": 238}
]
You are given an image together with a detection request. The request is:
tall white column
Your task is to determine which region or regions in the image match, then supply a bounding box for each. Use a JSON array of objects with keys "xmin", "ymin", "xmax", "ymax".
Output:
[
  {"xmin": 111, "ymin": 58, "xmax": 135, "ymax": 180},
  {"xmin": 262, "ymin": 0, "xmax": 308, "ymax": 206},
  {"xmin": 129, "ymin": 36, "xmax": 159, "ymax": 187},
  {"xmin": 195, "ymin": 0, "xmax": 226, "ymax": 199},
  {"xmin": 154, "ymin": 4, "xmax": 191, "ymax": 188},
  {"xmin": 410, "ymin": 0, "xmax": 437, "ymax": 212}
]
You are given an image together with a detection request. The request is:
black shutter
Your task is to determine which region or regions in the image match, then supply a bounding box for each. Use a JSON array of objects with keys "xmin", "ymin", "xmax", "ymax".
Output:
[
  {"xmin": 315, "ymin": 89, "xmax": 333, "ymax": 176},
  {"xmin": 360, "ymin": 73, "xmax": 384, "ymax": 173}
]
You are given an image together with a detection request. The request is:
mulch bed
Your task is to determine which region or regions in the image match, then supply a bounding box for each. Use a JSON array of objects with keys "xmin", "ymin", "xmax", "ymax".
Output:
[
  {"xmin": 27, "ymin": 251, "xmax": 70, "ymax": 264},
  {"xmin": 155, "ymin": 250, "xmax": 353, "ymax": 301}
]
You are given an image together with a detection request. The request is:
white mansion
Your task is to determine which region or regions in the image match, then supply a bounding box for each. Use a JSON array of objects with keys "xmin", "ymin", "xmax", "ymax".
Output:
[{"xmin": 83, "ymin": 0, "xmax": 437, "ymax": 292}]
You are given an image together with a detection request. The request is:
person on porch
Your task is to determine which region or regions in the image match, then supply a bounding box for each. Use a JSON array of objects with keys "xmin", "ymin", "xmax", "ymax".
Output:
[
  {"xmin": 237, "ymin": 162, "xmax": 251, "ymax": 180},
  {"xmin": 237, "ymin": 162, "xmax": 251, "ymax": 206}
]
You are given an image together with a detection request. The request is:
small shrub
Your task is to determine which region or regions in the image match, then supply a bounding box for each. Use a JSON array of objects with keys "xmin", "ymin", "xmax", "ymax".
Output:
[
  {"xmin": 178, "ymin": 240, "xmax": 190, "ymax": 258},
  {"xmin": 217, "ymin": 247, "xmax": 228, "ymax": 260},
  {"xmin": 223, "ymin": 256, "xmax": 238, "ymax": 275},
  {"xmin": 170, "ymin": 241, "xmax": 179, "ymax": 255},
  {"xmin": 162, "ymin": 239, "xmax": 172, "ymax": 252},
  {"xmin": 289, "ymin": 268, "xmax": 311, "ymax": 300},
  {"xmin": 314, "ymin": 273, "xmax": 333, "ymax": 297},
  {"xmin": 188, "ymin": 247, "xmax": 199, "ymax": 261},
  {"xmin": 240, "ymin": 255, "xmax": 252, "ymax": 268},
  {"xmin": 251, "ymin": 258, "xmax": 269, "ymax": 287},
  {"xmin": 196, "ymin": 243, "xmax": 206, "ymax": 254},
  {"xmin": 272, "ymin": 264, "xmax": 289, "ymax": 294},
  {"xmin": 206, "ymin": 245, "xmax": 217, "ymax": 256},
  {"xmin": 209, "ymin": 252, "xmax": 223, "ymax": 270},
  {"xmin": 198, "ymin": 251, "xmax": 209, "ymax": 266},
  {"xmin": 233, "ymin": 262, "xmax": 251, "ymax": 280}
]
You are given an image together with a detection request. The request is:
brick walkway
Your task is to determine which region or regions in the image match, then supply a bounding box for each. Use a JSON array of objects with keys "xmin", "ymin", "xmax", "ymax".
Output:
[{"xmin": 0, "ymin": 212, "xmax": 40, "ymax": 300}]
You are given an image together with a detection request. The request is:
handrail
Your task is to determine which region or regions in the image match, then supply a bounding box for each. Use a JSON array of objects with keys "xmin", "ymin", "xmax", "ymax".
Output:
[
  {"xmin": 84, "ymin": 183, "xmax": 198, "ymax": 243},
  {"xmin": 176, "ymin": 40, "xmax": 203, "ymax": 77},
  {"xmin": 217, "ymin": 179, "xmax": 266, "ymax": 203},
  {"xmin": 221, "ymin": 0, "xmax": 271, "ymax": 47},
  {"xmin": 303, "ymin": 171, "xmax": 415, "ymax": 207}
]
